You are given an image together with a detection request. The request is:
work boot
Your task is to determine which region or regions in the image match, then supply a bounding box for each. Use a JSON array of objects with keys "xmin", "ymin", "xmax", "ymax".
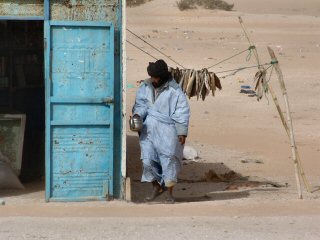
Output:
[
  {"xmin": 165, "ymin": 191, "xmax": 175, "ymax": 204},
  {"xmin": 144, "ymin": 182, "xmax": 165, "ymax": 202}
]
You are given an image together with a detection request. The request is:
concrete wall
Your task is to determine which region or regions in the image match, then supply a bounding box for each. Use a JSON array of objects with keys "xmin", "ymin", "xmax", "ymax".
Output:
[
  {"xmin": 0, "ymin": 0, "xmax": 119, "ymax": 26},
  {"xmin": 51, "ymin": 0, "xmax": 118, "ymax": 24},
  {"xmin": 0, "ymin": 0, "xmax": 43, "ymax": 17}
]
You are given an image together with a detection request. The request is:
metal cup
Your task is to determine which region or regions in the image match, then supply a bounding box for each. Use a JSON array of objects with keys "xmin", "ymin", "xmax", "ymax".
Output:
[{"xmin": 129, "ymin": 115, "xmax": 142, "ymax": 132}]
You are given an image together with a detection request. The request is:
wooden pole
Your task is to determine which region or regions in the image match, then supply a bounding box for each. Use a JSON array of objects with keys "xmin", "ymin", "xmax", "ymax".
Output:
[
  {"xmin": 239, "ymin": 19, "xmax": 291, "ymax": 134},
  {"xmin": 267, "ymin": 47, "xmax": 304, "ymax": 198},
  {"xmin": 239, "ymin": 17, "xmax": 315, "ymax": 194},
  {"xmin": 269, "ymin": 83, "xmax": 312, "ymax": 193},
  {"xmin": 125, "ymin": 177, "xmax": 132, "ymax": 202},
  {"xmin": 267, "ymin": 85, "xmax": 289, "ymax": 132},
  {"xmin": 238, "ymin": 17, "xmax": 262, "ymax": 70},
  {"xmin": 238, "ymin": 17, "xmax": 303, "ymax": 198}
]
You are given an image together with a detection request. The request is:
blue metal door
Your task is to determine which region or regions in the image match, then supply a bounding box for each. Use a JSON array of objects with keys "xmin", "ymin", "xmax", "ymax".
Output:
[{"xmin": 45, "ymin": 21, "xmax": 114, "ymax": 201}]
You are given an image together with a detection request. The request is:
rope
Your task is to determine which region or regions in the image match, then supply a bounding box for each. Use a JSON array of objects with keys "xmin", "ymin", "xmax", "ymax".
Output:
[
  {"xmin": 219, "ymin": 62, "xmax": 273, "ymax": 79},
  {"xmin": 127, "ymin": 28, "xmax": 259, "ymax": 73},
  {"xmin": 126, "ymin": 40, "xmax": 158, "ymax": 61},
  {"xmin": 126, "ymin": 30, "xmax": 273, "ymax": 81},
  {"xmin": 206, "ymin": 46, "xmax": 255, "ymax": 70},
  {"xmin": 127, "ymin": 39, "xmax": 263, "ymax": 76},
  {"xmin": 216, "ymin": 62, "xmax": 271, "ymax": 75},
  {"xmin": 266, "ymin": 65, "xmax": 274, "ymax": 84},
  {"xmin": 126, "ymin": 28, "xmax": 186, "ymax": 69},
  {"xmin": 263, "ymin": 64, "xmax": 274, "ymax": 104},
  {"xmin": 127, "ymin": 28, "xmax": 258, "ymax": 72},
  {"xmin": 246, "ymin": 45, "xmax": 255, "ymax": 61}
]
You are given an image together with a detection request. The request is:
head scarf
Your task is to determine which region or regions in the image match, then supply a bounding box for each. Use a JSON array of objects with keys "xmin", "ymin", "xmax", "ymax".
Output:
[{"xmin": 147, "ymin": 59, "xmax": 171, "ymax": 88}]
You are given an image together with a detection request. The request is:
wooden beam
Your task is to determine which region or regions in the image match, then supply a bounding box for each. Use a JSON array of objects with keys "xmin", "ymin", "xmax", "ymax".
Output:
[
  {"xmin": 267, "ymin": 47, "xmax": 308, "ymax": 198},
  {"xmin": 125, "ymin": 177, "xmax": 132, "ymax": 202}
]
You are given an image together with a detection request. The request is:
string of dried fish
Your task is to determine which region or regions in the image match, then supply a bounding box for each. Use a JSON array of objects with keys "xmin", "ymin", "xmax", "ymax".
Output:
[{"xmin": 169, "ymin": 67, "xmax": 222, "ymax": 101}]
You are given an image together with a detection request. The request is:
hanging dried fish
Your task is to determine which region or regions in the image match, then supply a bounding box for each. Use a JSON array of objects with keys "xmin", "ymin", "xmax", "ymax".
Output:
[
  {"xmin": 204, "ymin": 70, "xmax": 209, "ymax": 91},
  {"xmin": 196, "ymin": 70, "xmax": 203, "ymax": 100},
  {"xmin": 183, "ymin": 69, "xmax": 191, "ymax": 93},
  {"xmin": 178, "ymin": 69, "xmax": 186, "ymax": 89},
  {"xmin": 204, "ymin": 69, "xmax": 211, "ymax": 97},
  {"xmin": 209, "ymin": 72, "xmax": 216, "ymax": 96},
  {"xmin": 191, "ymin": 70, "xmax": 199, "ymax": 98},
  {"xmin": 214, "ymin": 73, "xmax": 222, "ymax": 90},
  {"xmin": 254, "ymin": 70, "xmax": 267, "ymax": 101},
  {"xmin": 186, "ymin": 70, "xmax": 196, "ymax": 98},
  {"xmin": 201, "ymin": 69, "xmax": 210, "ymax": 101},
  {"xmin": 198, "ymin": 70, "xmax": 206, "ymax": 101}
]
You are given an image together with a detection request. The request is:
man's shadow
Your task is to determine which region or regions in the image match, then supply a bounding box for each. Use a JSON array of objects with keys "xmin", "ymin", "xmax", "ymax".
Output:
[{"xmin": 127, "ymin": 134, "xmax": 280, "ymax": 203}]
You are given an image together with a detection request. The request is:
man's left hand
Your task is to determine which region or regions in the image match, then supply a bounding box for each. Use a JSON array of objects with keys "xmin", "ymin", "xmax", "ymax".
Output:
[{"xmin": 178, "ymin": 135, "xmax": 186, "ymax": 145}]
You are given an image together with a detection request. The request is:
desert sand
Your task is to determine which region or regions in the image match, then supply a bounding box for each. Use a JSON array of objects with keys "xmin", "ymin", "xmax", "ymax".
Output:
[
  {"xmin": 126, "ymin": 0, "xmax": 320, "ymax": 201},
  {"xmin": 1, "ymin": 0, "xmax": 320, "ymax": 239}
]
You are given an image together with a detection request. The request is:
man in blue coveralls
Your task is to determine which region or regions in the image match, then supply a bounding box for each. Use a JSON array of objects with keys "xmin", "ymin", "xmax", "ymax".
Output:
[{"xmin": 132, "ymin": 59, "xmax": 190, "ymax": 203}]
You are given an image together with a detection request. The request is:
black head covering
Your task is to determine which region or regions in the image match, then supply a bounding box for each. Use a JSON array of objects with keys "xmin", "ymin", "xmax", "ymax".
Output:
[{"xmin": 147, "ymin": 60, "xmax": 171, "ymax": 88}]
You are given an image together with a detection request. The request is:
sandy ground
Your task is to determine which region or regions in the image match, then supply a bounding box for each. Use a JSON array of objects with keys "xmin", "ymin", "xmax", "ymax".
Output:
[
  {"xmin": 1, "ymin": 0, "xmax": 320, "ymax": 239},
  {"xmin": 125, "ymin": 0, "xmax": 320, "ymax": 198},
  {"xmin": 1, "ymin": 216, "xmax": 320, "ymax": 240}
]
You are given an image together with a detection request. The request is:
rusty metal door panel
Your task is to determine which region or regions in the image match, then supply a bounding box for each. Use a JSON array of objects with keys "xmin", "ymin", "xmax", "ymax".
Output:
[{"xmin": 45, "ymin": 21, "xmax": 114, "ymax": 201}]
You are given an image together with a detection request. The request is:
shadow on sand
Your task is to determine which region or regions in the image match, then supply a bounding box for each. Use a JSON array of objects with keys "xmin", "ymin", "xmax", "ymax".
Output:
[
  {"xmin": 0, "ymin": 180, "xmax": 44, "ymax": 198},
  {"xmin": 0, "ymin": 135, "xmax": 281, "ymax": 203},
  {"xmin": 127, "ymin": 135, "xmax": 281, "ymax": 203}
]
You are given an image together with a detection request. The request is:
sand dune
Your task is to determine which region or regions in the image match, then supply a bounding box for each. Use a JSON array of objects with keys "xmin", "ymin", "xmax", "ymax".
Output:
[{"xmin": 235, "ymin": 0, "xmax": 320, "ymax": 16}]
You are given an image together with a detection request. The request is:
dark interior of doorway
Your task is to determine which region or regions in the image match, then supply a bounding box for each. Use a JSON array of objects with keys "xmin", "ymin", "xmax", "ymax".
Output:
[{"xmin": 0, "ymin": 20, "xmax": 44, "ymax": 182}]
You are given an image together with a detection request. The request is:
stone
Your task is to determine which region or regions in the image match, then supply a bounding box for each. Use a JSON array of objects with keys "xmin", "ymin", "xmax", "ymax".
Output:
[{"xmin": 183, "ymin": 146, "xmax": 199, "ymax": 160}]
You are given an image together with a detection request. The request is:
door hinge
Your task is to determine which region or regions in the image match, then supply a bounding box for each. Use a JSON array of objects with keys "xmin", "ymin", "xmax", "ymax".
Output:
[{"xmin": 103, "ymin": 98, "xmax": 114, "ymax": 104}]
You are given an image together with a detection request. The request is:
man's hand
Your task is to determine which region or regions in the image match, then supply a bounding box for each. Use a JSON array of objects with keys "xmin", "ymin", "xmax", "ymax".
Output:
[
  {"xmin": 178, "ymin": 135, "xmax": 186, "ymax": 145},
  {"xmin": 132, "ymin": 114, "xmax": 141, "ymax": 136}
]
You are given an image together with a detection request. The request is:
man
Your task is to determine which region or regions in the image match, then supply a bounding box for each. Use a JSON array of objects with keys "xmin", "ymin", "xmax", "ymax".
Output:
[{"xmin": 132, "ymin": 59, "xmax": 190, "ymax": 203}]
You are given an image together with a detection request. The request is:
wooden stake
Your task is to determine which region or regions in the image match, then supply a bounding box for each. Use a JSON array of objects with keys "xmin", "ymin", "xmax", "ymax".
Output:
[
  {"xmin": 269, "ymin": 84, "xmax": 312, "ymax": 192},
  {"xmin": 268, "ymin": 81, "xmax": 312, "ymax": 192},
  {"xmin": 238, "ymin": 17, "xmax": 303, "ymax": 198},
  {"xmin": 125, "ymin": 177, "xmax": 132, "ymax": 202},
  {"xmin": 267, "ymin": 85, "xmax": 289, "ymax": 132},
  {"xmin": 267, "ymin": 47, "xmax": 303, "ymax": 199},
  {"xmin": 239, "ymin": 17, "xmax": 262, "ymax": 70},
  {"xmin": 240, "ymin": 17, "xmax": 315, "ymax": 194}
]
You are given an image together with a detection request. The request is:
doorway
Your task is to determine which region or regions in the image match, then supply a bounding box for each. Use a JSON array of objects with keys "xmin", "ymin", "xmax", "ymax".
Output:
[{"xmin": 0, "ymin": 20, "xmax": 45, "ymax": 182}]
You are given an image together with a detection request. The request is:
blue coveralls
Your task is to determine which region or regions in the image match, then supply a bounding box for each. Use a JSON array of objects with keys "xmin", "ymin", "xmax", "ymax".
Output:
[{"xmin": 132, "ymin": 78, "xmax": 190, "ymax": 187}]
